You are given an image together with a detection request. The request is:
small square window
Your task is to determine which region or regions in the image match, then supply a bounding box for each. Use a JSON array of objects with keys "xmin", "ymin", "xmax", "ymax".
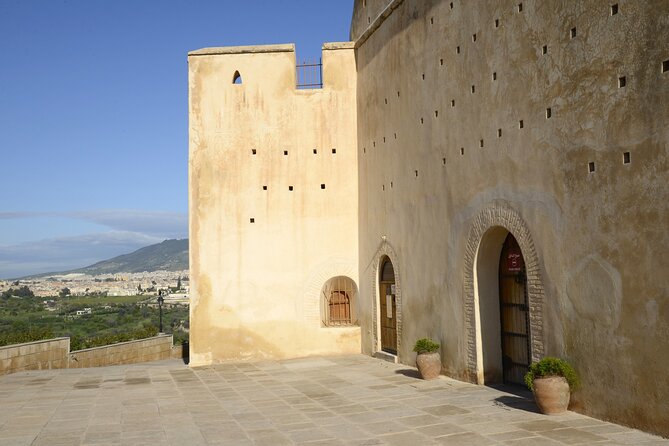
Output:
[
  {"xmin": 542, "ymin": 45, "xmax": 548, "ymax": 55},
  {"xmin": 519, "ymin": 120, "xmax": 524, "ymax": 129},
  {"xmin": 618, "ymin": 76, "xmax": 626, "ymax": 88},
  {"xmin": 262, "ymin": 185, "xmax": 267, "ymax": 191},
  {"xmin": 611, "ymin": 4, "xmax": 618, "ymax": 15},
  {"xmin": 451, "ymin": 99, "xmax": 455, "ymax": 107},
  {"xmin": 430, "ymin": 17, "xmax": 434, "ymax": 25},
  {"xmin": 288, "ymin": 186, "xmax": 294, "ymax": 191},
  {"xmin": 332, "ymin": 148, "xmax": 337, "ymax": 154},
  {"xmin": 250, "ymin": 218, "xmax": 255, "ymax": 223},
  {"xmin": 546, "ymin": 108, "xmax": 552, "ymax": 119},
  {"xmin": 518, "ymin": 3, "xmax": 523, "ymax": 12},
  {"xmin": 321, "ymin": 184, "xmax": 326, "ymax": 189},
  {"xmin": 570, "ymin": 27, "xmax": 577, "ymax": 39},
  {"xmin": 450, "ymin": 2, "xmax": 453, "ymax": 9},
  {"xmin": 472, "ymin": 33, "xmax": 477, "ymax": 42},
  {"xmin": 479, "ymin": 139, "xmax": 484, "ymax": 148},
  {"xmin": 588, "ymin": 162, "xmax": 595, "ymax": 173},
  {"xmin": 251, "ymin": 149, "xmax": 257, "ymax": 155},
  {"xmin": 456, "ymin": 46, "xmax": 461, "ymax": 54},
  {"xmin": 460, "ymin": 147, "xmax": 465, "ymax": 155},
  {"xmin": 498, "ymin": 128, "xmax": 502, "ymax": 138},
  {"xmin": 471, "ymin": 85, "xmax": 476, "ymax": 93},
  {"xmin": 313, "ymin": 148, "xmax": 318, "ymax": 154},
  {"xmin": 283, "ymin": 150, "xmax": 288, "ymax": 156},
  {"xmin": 662, "ymin": 60, "xmax": 669, "ymax": 73},
  {"xmin": 495, "ymin": 18, "xmax": 499, "ymax": 28},
  {"xmin": 623, "ymin": 152, "xmax": 631, "ymax": 164},
  {"xmin": 492, "ymin": 72, "xmax": 497, "ymax": 81},
  {"xmin": 440, "ymin": 58, "xmax": 444, "ymax": 66}
]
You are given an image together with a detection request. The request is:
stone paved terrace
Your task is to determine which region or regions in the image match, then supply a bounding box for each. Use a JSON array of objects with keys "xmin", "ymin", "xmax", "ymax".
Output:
[{"xmin": 0, "ymin": 355, "xmax": 666, "ymax": 446}]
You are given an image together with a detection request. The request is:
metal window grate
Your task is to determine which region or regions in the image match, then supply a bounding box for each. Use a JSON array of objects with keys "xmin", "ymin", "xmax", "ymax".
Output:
[
  {"xmin": 322, "ymin": 276, "xmax": 356, "ymax": 326},
  {"xmin": 297, "ymin": 59, "xmax": 322, "ymax": 89}
]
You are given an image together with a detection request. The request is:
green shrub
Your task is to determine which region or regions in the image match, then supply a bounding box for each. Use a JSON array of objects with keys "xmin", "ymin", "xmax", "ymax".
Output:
[
  {"xmin": 70, "ymin": 325, "xmax": 158, "ymax": 351},
  {"xmin": 0, "ymin": 326, "xmax": 54, "ymax": 347},
  {"xmin": 524, "ymin": 357, "xmax": 579, "ymax": 391},
  {"xmin": 413, "ymin": 337, "xmax": 440, "ymax": 354}
]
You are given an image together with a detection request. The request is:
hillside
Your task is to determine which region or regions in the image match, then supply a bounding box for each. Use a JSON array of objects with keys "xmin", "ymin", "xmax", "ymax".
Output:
[{"xmin": 31, "ymin": 239, "xmax": 189, "ymax": 277}]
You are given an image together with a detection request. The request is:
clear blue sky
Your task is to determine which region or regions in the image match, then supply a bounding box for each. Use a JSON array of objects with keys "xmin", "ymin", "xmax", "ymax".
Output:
[{"xmin": 0, "ymin": 0, "xmax": 353, "ymax": 278}]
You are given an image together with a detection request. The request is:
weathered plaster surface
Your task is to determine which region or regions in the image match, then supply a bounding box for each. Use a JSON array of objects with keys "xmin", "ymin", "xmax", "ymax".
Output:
[
  {"xmin": 188, "ymin": 45, "xmax": 360, "ymax": 365},
  {"xmin": 352, "ymin": 0, "xmax": 669, "ymax": 436}
]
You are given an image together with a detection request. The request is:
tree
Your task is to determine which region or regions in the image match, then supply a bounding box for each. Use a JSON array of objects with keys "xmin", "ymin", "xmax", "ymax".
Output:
[{"xmin": 59, "ymin": 287, "xmax": 71, "ymax": 298}]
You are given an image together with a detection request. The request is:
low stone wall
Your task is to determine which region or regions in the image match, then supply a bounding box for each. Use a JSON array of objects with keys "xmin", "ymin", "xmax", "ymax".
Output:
[
  {"xmin": 68, "ymin": 335, "xmax": 173, "ymax": 368},
  {"xmin": 0, "ymin": 337, "xmax": 70, "ymax": 376},
  {"xmin": 0, "ymin": 335, "xmax": 179, "ymax": 375}
]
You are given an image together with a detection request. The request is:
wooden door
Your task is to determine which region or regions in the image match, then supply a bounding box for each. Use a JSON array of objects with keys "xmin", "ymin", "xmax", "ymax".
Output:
[
  {"xmin": 498, "ymin": 233, "xmax": 531, "ymax": 385},
  {"xmin": 379, "ymin": 259, "xmax": 397, "ymax": 354}
]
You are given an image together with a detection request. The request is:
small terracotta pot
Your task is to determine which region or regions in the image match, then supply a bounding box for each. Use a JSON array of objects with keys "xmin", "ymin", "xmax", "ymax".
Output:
[
  {"xmin": 416, "ymin": 352, "xmax": 441, "ymax": 380},
  {"xmin": 533, "ymin": 376, "xmax": 570, "ymax": 414}
]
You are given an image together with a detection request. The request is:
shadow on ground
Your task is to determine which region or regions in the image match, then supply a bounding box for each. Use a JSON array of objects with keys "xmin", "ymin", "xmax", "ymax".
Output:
[
  {"xmin": 394, "ymin": 369, "xmax": 422, "ymax": 379},
  {"xmin": 488, "ymin": 386, "xmax": 541, "ymax": 414}
]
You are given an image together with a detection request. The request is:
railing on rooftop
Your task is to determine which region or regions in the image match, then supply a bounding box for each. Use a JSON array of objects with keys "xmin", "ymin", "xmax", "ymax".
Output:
[{"xmin": 296, "ymin": 58, "xmax": 323, "ymax": 89}]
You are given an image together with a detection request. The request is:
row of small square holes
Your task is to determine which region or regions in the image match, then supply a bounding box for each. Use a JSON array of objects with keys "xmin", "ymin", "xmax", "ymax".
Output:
[
  {"xmin": 259, "ymin": 184, "xmax": 326, "ymax": 191},
  {"xmin": 251, "ymin": 148, "xmax": 337, "ymax": 155},
  {"xmin": 378, "ymin": 151, "xmax": 633, "ymax": 191}
]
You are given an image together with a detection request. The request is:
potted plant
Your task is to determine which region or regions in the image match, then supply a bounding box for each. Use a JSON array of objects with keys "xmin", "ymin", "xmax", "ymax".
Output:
[
  {"xmin": 524, "ymin": 357, "xmax": 579, "ymax": 415},
  {"xmin": 413, "ymin": 338, "xmax": 441, "ymax": 380}
]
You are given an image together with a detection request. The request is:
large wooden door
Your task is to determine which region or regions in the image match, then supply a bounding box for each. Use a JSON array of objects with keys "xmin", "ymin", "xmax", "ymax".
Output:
[
  {"xmin": 379, "ymin": 259, "xmax": 397, "ymax": 354},
  {"xmin": 498, "ymin": 233, "xmax": 531, "ymax": 385}
]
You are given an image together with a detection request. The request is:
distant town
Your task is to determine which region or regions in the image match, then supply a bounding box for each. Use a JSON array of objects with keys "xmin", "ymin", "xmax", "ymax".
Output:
[{"xmin": 0, "ymin": 270, "xmax": 189, "ymax": 302}]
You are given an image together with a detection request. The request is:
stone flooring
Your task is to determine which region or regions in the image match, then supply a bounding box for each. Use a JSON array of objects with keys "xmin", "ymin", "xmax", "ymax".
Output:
[{"xmin": 0, "ymin": 355, "xmax": 666, "ymax": 446}]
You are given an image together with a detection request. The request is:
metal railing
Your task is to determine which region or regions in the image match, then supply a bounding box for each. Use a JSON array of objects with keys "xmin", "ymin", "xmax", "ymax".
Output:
[{"xmin": 296, "ymin": 58, "xmax": 323, "ymax": 89}]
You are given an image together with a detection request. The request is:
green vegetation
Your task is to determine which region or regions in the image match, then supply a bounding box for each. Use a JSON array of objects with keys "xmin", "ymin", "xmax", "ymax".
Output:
[
  {"xmin": 524, "ymin": 357, "xmax": 580, "ymax": 391},
  {"xmin": 413, "ymin": 337, "xmax": 440, "ymax": 354},
  {"xmin": 0, "ymin": 289, "xmax": 188, "ymax": 348}
]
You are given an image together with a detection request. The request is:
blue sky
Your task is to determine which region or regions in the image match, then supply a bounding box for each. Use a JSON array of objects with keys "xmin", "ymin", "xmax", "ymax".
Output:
[{"xmin": 0, "ymin": 0, "xmax": 353, "ymax": 279}]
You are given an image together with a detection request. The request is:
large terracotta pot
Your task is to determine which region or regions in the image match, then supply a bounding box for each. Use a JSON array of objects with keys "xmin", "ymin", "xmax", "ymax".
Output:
[
  {"xmin": 533, "ymin": 376, "xmax": 570, "ymax": 414},
  {"xmin": 416, "ymin": 352, "xmax": 441, "ymax": 380}
]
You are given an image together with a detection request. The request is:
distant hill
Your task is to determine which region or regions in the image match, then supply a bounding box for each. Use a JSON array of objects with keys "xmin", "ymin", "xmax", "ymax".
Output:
[{"xmin": 30, "ymin": 239, "xmax": 189, "ymax": 277}]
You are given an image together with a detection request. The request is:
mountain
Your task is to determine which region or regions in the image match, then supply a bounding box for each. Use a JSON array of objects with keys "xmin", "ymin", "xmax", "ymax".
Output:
[{"xmin": 30, "ymin": 239, "xmax": 189, "ymax": 277}]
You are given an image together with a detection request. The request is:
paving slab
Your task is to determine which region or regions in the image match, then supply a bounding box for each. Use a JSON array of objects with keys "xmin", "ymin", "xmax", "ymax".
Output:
[{"xmin": 0, "ymin": 355, "xmax": 666, "ymax": 445}]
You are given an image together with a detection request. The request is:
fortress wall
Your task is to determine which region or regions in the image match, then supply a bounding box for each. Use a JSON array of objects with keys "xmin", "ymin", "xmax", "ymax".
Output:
[
  {"xmin": 188, "ymin": 44, "xmax": 360, "ymax": 365},
  {"xmin": 354, "ymin": 0, "xmax": 669, "ymax": 436}
]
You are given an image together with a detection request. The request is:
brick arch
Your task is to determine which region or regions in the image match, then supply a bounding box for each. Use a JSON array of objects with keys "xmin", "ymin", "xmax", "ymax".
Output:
[
  {"xmin": 371, "ymin": 240, "xmax": 403, "ymax": 356},
  {"xmin": 463, "ymin": 203, "xmax": 545, "ymax": 383}
]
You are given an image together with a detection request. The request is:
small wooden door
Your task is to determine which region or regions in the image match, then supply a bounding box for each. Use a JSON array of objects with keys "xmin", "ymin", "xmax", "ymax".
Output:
[
  {"xmin": 379, "ymin": 258, "xmax": 397, "ymax": 354},
  {"xmin": 498, "ymin": 233, "xmax": 531, "ymax": 385}
]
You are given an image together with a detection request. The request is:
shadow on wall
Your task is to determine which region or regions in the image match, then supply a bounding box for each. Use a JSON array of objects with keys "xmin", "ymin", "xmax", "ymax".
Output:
[{"xmin": 181, "ymin": 342, "xmax": 190, "ymax": 364}]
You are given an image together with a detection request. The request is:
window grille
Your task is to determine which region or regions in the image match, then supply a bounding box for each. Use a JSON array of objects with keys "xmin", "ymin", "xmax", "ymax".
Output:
[
  {"xmin": 322, "ymin": 276, "xmax": 357, "ymax": 326},
  {"xmin": 297, "ymin": 58, "xmax": 323, "ymax": 89}
]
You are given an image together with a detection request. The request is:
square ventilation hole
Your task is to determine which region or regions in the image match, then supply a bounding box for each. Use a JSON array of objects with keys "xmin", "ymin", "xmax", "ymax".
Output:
[
  {"xmin": 460, "ymin": 147, "xmax": 465, "ymax": 155},
  {"xmin": 382, "ymin": 184, "xmax": 385, "ymax": 191},
  {"xmin": 430, "ymin": 17, "xmax": 434, "ymax": 25},
  {"xmin": 519, "ymin": 120, "xmax": 524, "ymax": 129},
  {"xmin": 492, "ymin": 72, "xmax": 497, "ymax": 81},
  {"xmin": 479, "ymin": 139, "xmax": 484, "ymax": 148},
  {"xmin": 611, "ymin": 4, "xmax": 618, "ymax": 15},
  {"xmin": 546, "ymin": 108, "xmax": 552, "ymax": 119},
  {"xmin": 451, "ymin": 99, "xmax": 455, "ymax": 107},
  {"xmin": 262, "ymin": 185, "xmax": 267, "ymax": 191},
  {"xmin": 384, "ymin": 98, "xmax": 388, "ymax": 104},
  {"xmin": 313, "ymin": 148, "xmax": 318, "ymax": 154},
  {"xmin": 623, "ymin": 152, "xmax": 631, "ymax": 164},
  {"xmin": 570, "ymin": 27, "xmax": 576, "ymax": 39},
  {"xmin": 321, "ymin": 184, "xmax": 326, "ymax": 189},
  {"xmin": 618, "ymin": 76, "xmax": 626, "ymax": 88},
  {"xmin": 442, "ymin": 157, "xmax": 446, "ymax": 165},
  {"xmin": 440, "ymin": 58, "xmax": 444, "ymax": 66},
  {"xmin": 383, "ymin": 136, "xmax": 386, "ymax": 143},
  {"xmin": 518, "ymin": 3, "xmax": 523, "ymax": 12},
  {"xmin": 414, "ymin": 170, "xmax": 419, "ymax": 177},
  {"xmin": 472, "ymin": 33, "xmax": 477, "ymax": 42},
  {"xmin": 435, "ymin": 110, "xmax": 439, "ymax": 118},
  {"xmin": 422, "ymin": 73, "xmax": 425, "ymax": 80},
  {"xmin": 471, "ymin": 85, "xmax": 476, "ymax": 93},
  {"xmin": 390, "ymin": 181, "xmax": 393, "ymax": 188},
  {"xmin": 250, "ymin": 218, "xmax": 255, "ymax": 223},
  {"xmin": 288, "ymin": 185, "xmax": 294, "ymax": 191},
  {"xmin": 332, "ymin": 148, "xmax": 336, "ymax": 154},
  {"xmin": 283, "ymin": 150, "xmax": 288, "ymax": 156},
  {"xmin": 373, "ymin": 141, "xmax": 376, "ymax": 147},
  {"xmin": 662, "ymin": 60, "xmax": 669, "ymax": 73},
  {"xmin": 588, "ymin": 162, "xmax": 595, "ymax": 173},
  {"xmin": 394, "ymin": 133, "xmax": 397, "ymax": 139},
  {"xmin": 420, "ymin": 117, "xmax": 424, "ymax": 124},
  {"xmin": 363, "ymin": 147, "xmax": 366, "ymax": 154},
  {"xmin": 251, "ymin": 149, "xmax": 257, "ymax": 155},
  {"xmin": 495, "ymin": 18, "xmax": 500, "ymax": 28},
  {"xmin": 498, "ymin": 128, "xmax": 502, "ymax": 138},
  {"xmin": 456, "ymin": 46, "xmax": 461, "ymax": 54},
  {"xmin": 397, "ymin": 91, "xmax": 401, "ymax": 97},
  {"xmin": 542, "ymin": 45, "xmax": 548, "ymax": 55},
  {"xmin": 449, "ymin": 2, "xmax": 453, "ymax": 9}
]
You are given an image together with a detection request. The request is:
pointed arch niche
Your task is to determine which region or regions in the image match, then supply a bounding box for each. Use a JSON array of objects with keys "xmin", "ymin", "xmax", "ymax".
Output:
[
  {"xmin": 232, "ymin": 70, "xmax": 242, "ymax": 84},
  {"xmin": 463, "ymin": 203, "xmax": 545, "ymax": 384}
]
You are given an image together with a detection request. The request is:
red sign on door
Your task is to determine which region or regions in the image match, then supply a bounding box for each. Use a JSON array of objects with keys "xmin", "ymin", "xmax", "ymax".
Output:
[{"xmin": 507, "ymin": 250, "xmax": 523, "ymax": 272}]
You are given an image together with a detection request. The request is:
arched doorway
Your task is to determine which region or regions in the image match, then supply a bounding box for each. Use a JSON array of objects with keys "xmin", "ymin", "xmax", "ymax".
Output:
[
  {"xmin": 379, "ymin": 257, "xmax": 397, "ymax": 354},
  {"xmin": 498, "ymin": 233, "xmax": 531, "ymax": 385}
]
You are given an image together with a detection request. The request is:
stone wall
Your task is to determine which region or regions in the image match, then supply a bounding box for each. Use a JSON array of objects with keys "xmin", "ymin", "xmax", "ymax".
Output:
[
  {"xmin": 188, "ymin": 43, "xmax": 361, "ymax": 365},
  {"xmin": 68, "ymin": 335, "xmax": 174, "ymax": 368},
  {"xmin": 0, "ymin": 338, "xmax": 70, "ymax": 376},
  {"xmin": 0, "ymin": 335, "xmax": 176, "ymax": 375},
  {"xmin": 351, "ymin": 0, "xmax": 669, "ymax": 437}
]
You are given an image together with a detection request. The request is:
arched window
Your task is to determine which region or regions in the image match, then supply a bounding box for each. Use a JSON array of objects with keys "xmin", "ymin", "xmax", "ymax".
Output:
[
  {"xmin": 232, "ymin": 70, "xmax": 242, "ymax": 84},
  {"xmin": 321, "ymin": 276, "xmax": 358, "ymax": 327}
]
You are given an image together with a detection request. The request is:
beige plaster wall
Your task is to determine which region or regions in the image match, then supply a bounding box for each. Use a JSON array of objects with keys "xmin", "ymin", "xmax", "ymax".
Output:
[
  {"xmin": 0, "ymin": 338, "xmax": 70, "ymax": 375},
  {"xmin": 353, "ymin": 0, "xmax": 669, "ymax": 436},
  {"xmin": 188, "ymin": 43, "xmax": 360, "ymax": 366}
]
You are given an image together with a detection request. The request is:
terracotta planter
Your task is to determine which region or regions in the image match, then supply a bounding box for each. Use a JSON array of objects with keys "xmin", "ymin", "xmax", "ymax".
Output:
[
  {"xmin": 416, "ymin": 352, "xmax": 441, "ymax": 379},
  {"xmin": 533, "ymin": 376, "xmax": 570, "ymax": 414}
]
